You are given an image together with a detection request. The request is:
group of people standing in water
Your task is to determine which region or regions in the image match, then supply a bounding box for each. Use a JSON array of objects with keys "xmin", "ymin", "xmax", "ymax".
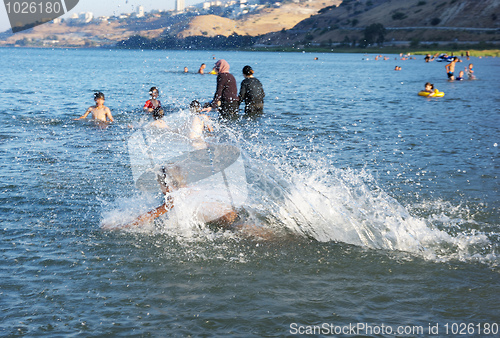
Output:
[
  {"xmin": 200, "ymin": 59, "xmax": 265, "ymax": 119},
  {"xmin": 89, "ymin": 59, "xmax": 266, "ymax": 233},
  {"xmin": 75, "ymin": 59, "xmax": 265, "ymax": 124}
]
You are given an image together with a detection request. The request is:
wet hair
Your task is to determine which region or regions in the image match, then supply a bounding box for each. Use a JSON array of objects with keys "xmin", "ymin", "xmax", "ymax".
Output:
[
  {"xmin": 159, "ymin": 165, "xmax": 185, "ymax": 189},
  {"xmin": 425, "ymin": 82, "xmax": 433, "ymax": 88},
  {"xmin": 94, "ymin": 92, "xmax": 105, "ymax": 100},
  {"xmin": 152, "ymin": 107, "xmax": 164, "ymax": 120},
  {"xmin": 189, "ymin": 100, "xmax": 201, "ymax": 113},
  {"xmin": 242, "ymin": 65, "xmax": 254, "ymax": 76},
  {"xmin": 149, "ymin": 87, "xmax": 159, "ymax": 95}
]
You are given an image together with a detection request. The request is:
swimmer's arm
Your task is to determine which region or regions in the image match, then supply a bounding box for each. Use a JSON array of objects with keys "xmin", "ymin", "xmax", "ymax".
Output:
[
  {"xmin": 238, "ymin": 85, "xmax": 246, "ymax": 104},
  {"xmin": 105, "ymin": 107, "xmax": 114, "ymax": 122},
  {"xmin": 202, "ymin": 115, "xmax": 214, "ymax": 132},
  {"xmin": 122, "ymin": 198, "xmax": 174, "ymax": 228},
  {"xmin": 74, "ymin": 107, "xmax": 92, "ymax": 120}
]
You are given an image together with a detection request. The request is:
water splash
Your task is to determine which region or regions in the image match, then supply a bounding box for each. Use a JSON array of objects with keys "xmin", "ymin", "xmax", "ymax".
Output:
[{"xmin": 101, "ymin": 112, "xmax": 498, "ymax": 266}]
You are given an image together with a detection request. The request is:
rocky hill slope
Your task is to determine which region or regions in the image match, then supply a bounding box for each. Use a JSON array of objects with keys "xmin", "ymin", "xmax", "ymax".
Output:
[
  {"xmin": 257, "ymin": 0, "xmax": 500, "ymax": 47},
  {"xmin": 0, "ymin": 0, "xmax": 339, "ymax": 47},
  {"xmin": 1, "ymin": 0, "xmax": 497, "ymax": 48}
]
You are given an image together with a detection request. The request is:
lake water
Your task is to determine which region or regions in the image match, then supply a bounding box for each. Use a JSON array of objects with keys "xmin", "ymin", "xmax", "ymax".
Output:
[{"xmin": 0, "ymin": 48, "xmax": 499, "ymax": 336}]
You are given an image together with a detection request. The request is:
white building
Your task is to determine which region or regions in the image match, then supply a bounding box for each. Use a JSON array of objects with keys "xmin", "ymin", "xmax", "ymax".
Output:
[
  {"xmin": 68, "ymin": 12, "xmax": 93, "ymax": 23},
  {"xmin": 136, "ymin": 5, "xmax": 145, "ymax": 17},
  {"xmin": 176, "ymin": 0, "xmax": 185, "ymax": 12},
  {"xmin": 83, "ymin": 12, "xmax": 93, "ymax": 23}
]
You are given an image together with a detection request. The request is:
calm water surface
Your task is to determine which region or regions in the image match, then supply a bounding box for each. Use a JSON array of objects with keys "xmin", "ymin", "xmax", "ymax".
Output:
[{"xmin": 0, "ymin": 48, "xmax": 499, "ymax": 336}]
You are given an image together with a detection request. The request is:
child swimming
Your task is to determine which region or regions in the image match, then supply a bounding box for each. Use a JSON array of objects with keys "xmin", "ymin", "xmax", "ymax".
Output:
[
  {"xmin": 75, "ymin": 92, "xmax": 114, "ymax": 122},
  {"xmin": 143, "ymin": 87, "xmax": 163, "ymax": 114},
  {"xmin": 466, "ymin": 63, "xmax": 476, "ymax": 79},
  {"xmin": 422, "ymin": 82, "xmax": 439, "ymax": 97},
  {"xmin": 149, "ymin": 108, "xmax": 169, "ymax": 129},
  {"xmin": 188, "ymin": 100, "xmax": 214, "ymax": 149}
]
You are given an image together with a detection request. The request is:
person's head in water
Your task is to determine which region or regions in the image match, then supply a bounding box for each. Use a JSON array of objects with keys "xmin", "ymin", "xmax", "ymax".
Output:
[
  {"xmin": 242, "ymin": 65, "xmax": 254, "ymax": 77},
  {"xmin": 149, "ymin": 87, "xmax": 159, "ymax": 99},
  {"xmin": 189, "ymin": 100, "xmax": 201, "ymax": 114},
  {"xmin": 94, "ymin": 92, "xmax": 105, "ymax": 105},
  {"xmin": 157, "ymin": 165, "xmax": 186, "ymax": 194},
  {"xmin": 424, "ymin": 82, "xmax": 434, "ymax": 91},
  {"xmin": 152, "ymin": 107, "xmax": 164, "ymax": 120}
]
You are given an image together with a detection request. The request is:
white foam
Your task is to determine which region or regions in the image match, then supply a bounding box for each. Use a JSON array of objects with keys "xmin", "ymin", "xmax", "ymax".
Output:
[{"xmin": 101, "ymin": 113, "xmax": 498, "ymax": 266}]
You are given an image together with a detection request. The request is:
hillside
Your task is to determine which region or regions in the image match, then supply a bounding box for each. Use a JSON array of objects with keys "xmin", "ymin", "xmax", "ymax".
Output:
[
  {"xmin": 1, "ymin": 0, "xmax": 498, "ymax": 48},
  {"xmin": 175, "ymin": 1, "xmax": 340, "ymax": 38},
  {"xmin": 257, "ymin": 0, "xmax": 500, "ymax": 47},
  {"xmin": 0, "ymin": 0, "xmax": 340, "ymax": 47}
]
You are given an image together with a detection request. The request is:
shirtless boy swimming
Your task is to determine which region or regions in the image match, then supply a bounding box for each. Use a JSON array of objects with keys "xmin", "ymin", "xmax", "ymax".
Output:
[{"xmin": 75, "ymin": 92, "xmax": 114, "ymax": 122}]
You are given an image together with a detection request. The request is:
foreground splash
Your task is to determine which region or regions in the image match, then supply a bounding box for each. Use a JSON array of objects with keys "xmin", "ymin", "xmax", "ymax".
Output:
[
  {"xmin": 101, "ymin": 112, "xmax": 498, "ymax": 266},
  {"xmin": 4, "ymin": 0, "xmax": 79, "ymax": 33},
  {"xmin": 101, "ymin": 112, "xmax": 270, "ymax": 237}
]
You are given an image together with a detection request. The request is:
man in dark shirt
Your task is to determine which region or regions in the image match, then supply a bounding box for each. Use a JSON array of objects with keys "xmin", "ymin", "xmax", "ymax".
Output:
[{"xmin": 239, "ymin": 65, "xmax": 265, "ymax": 118}]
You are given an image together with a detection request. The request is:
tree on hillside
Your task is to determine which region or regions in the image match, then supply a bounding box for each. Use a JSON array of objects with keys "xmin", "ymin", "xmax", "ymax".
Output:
[{"xmin": 362, "ymin": 23, "xmax": 386, "ymax": 47}]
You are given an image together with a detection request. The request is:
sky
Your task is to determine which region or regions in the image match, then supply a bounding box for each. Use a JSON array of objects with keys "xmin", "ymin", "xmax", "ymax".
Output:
[{"xmin": 1, "ymin": 0, "xmax": 200, "ymax": 34}]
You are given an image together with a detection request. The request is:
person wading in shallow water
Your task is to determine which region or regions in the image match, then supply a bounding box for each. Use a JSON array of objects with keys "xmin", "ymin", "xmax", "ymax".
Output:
[
  {"xmin": 202, "ymin": 59, "xmax": 239, "ymax": 120},
  {"xmin": 239, "ymin": 65, "xmax": 265, "ymax": 118},
  {"xmin": 75, "ymin": 92, "xmax": 114, "ymax": 123}
]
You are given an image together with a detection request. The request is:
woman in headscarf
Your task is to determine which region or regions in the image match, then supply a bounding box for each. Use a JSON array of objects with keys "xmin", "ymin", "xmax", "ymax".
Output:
[{"xmin": 202, "ymin": 59, "xmax": 239, "ymax": 120}]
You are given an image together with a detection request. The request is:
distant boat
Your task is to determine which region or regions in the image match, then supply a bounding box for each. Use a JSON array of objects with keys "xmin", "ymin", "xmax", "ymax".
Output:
[{"xmin": 435, "ymin": 54, "xmax": 454, "ymax": 62}]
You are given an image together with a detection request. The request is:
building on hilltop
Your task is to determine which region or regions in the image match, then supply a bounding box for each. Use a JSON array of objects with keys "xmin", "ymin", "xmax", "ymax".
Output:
[
  {"xmin": 136, "ymin": 5, "xmax": 145, "ymax": 18},
  {"xmin": 176, "ymin": 0, "xmax": 185, "ymax": 12},
  {"xmin": 68, "ymin": 12, "xmax": 94, "ymax": 23}
]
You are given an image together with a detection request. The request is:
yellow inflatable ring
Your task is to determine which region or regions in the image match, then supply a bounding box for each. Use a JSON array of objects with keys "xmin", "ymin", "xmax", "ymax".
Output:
[{"xmin": 418, "ymin": 90, "xmax": 445, "ymax": 97}]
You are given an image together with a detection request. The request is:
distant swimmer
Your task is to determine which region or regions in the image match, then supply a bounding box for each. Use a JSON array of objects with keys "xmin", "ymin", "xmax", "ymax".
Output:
[
  {"xmin": 75, "ymin": 92, "xmax": 114, "ymax": 122},
  {"xmin": 143, "ymin": 86, "xmax": 163, "ymax": 114},
  {"xmin": 421, "ymin": 82, "xmax": 439, "ymax": 97},
  {"xmin": 202, "ymin": 59, "xmax": 239, "ymax": 120},
  {"xmin": 184, "ymin": 67, "xmax": 189, "ymax": 73},
  {"xmin": 445, "ymin": 57, "xmax": 462, "ymax": 81},
  {"xmin": 466, "ymin": 63, "xmax": 476, "ymax": 79},
  {"xmin": 394, "ymin": 66, "xmax": 401, "ymax": 71},
  {"xmin": 455, "ymin": 70, "xmax": 465, "ymax": 81},
  {"xmin": 418, "ymin": 82, "xmax": 444, "ymax": 97},
  {"xmin": 423, "ymin": 82, "xmax": 436, "ymax": 96},
  {"xmin": 238, "ymin": 65, "xmax": 265, "ymax": 118},
  {"xmin": 198, "ymin": 63, "xmax": 206, "ymax": 74}
]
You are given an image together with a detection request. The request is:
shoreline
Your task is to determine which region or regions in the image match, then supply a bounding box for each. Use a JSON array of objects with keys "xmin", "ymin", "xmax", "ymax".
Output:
[{"xmin": 1, "ymin": 44, "xmax": 498, "ymax": 57}]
